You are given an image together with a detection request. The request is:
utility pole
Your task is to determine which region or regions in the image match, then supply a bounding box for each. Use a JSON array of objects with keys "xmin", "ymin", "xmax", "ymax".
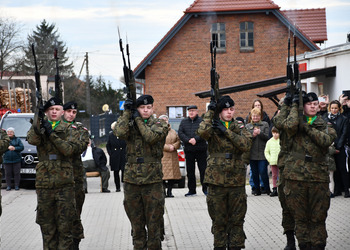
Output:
[{"xmin": 85, "ymin": 52, "xmax": 91, "ymax": 115}]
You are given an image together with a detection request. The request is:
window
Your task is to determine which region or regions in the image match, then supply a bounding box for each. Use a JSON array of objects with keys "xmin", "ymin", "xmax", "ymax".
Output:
[
  {"xmin": 240, "ymin": 22, "xmax": 254, "ymax": 51},
  {"xmin": 211, "ymin": 23, "xmax": 226, "ymax": 51}
]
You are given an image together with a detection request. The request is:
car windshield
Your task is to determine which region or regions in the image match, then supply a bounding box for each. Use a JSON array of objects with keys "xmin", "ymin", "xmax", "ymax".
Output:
[{"xmin": 1, "ymin": 117, "xmax": 32, "ymax": 138}]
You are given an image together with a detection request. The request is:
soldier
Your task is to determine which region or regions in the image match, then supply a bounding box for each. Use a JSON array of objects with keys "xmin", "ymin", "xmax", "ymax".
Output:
[
  {"xmin": 197, "ymin": 96, "xmax": 252, "ymax": 250},
  {"xmin": 62, "ymin": 101, "xmax": 90, "ymax": 249},
  {"xmin": 283, "ymin": 92, "xmax": 337, "ymax": 250},
  {"xmin": 0, "ymin": 128, "xmax": 10, "ymax": 216},
  {"xmin": 114, "ymin": 94, "xmax": 168, "ymax": 250},
  {"xmin": 272, "ymin": 96, "xmax": 296, "ymax": 250},
  {"xmin": 27, "ymin": 97, "xmax": 81, "ymax": 249}
]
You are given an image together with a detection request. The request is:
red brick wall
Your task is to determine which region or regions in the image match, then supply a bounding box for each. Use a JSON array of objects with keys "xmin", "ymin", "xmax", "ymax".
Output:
[{"xmin": 145, "ymin": 13, "xmax": 311, "ymax": 120}]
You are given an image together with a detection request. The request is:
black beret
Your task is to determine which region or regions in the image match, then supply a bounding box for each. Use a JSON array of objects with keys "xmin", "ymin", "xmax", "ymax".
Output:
[
  {"xmin": 136, "ymin": 95, "xmax": 154, "ymax": 107},
  {"xmin": 218, "ymin": 96, "xmax": 235, "ymax": 112},
  {"xmin": 303, "ymin": 92, "xmax": 318, "ymax": 105},
  {"xmin": 43, "ymin": 97, "xmax": 63, "ymax": 111},
  {"xmin": 63, "ymin": 101, "xmax": 78, "ymax": 110},
  {"xmin": 187, "ymin": 105, "xmax": 198, "ymax": 110}
]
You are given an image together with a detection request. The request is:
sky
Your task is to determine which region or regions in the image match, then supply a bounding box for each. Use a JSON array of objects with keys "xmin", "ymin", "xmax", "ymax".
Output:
[{"xmin": 1, "ymin": 0, "xmax": 349, "ymax": 90}]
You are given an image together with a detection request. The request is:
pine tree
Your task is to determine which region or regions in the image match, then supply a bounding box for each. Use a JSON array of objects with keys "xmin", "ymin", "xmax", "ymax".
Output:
[{"xmin": 22, "ymin": 19, "xmax": 73, "ymax": 76}]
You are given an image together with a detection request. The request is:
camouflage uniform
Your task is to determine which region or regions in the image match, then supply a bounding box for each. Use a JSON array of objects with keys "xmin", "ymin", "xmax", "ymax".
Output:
[
  {"xmin": 283, "ymin": 103, "xmax": 336, "ymax": 248},
  {"xmin": 114, "ymin": 109, "xmax": 168, "ymax": 250},
  {"xmin": 197, "ymin": 110, "xmax": 252, "ymax": 248},
  {"xmin": 272, "ymin": 103, "xmax": 295, "ymax": 234},
  {"xmin": 27, "ymin": 120, "xmax": 81, "ymax": 250},
  {"xmin": 0, "ymin": 129, "xmax": 10, "ymax": 216},
  {"xmin": 68, "ymin": 121, "xmax": 90, "ymax": 242}
]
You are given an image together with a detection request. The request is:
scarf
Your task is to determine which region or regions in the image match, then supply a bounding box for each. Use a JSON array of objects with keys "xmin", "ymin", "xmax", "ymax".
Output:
[{"xmin": 328, "ymin": 112, "xmax": 340, "ymax": 121}]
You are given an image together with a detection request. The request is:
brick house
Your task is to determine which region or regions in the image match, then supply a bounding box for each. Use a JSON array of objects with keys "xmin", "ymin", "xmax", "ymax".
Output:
[{"xmin": 134, "ymin": 0, "xmax": 327, "ymax": 119}]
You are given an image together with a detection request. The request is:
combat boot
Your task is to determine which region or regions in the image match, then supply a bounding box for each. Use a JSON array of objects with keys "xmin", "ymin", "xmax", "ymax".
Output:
[
  {"xmin": 311, "ymin": 245, "xmax": 325, "ymax": 250},
  {"xmin": 72, "ymin": 238, "xmax": 80, "ymax": 250},
  {"xmin": 284, "ymin": 230, "xmax": 296, "ymax": 250},
  {"xmin": 270, "ymin": 187, "xmax": 278, "ymax": 197},
  {"xmin": 299, "ymin": 242, "xmax": 311, "ymax": 250},
  {"xmin": 229, "ymin": 247, "xmax": 241, "ymax": 250},
  {"xmin": 213, "ymin": 247, "xmax": 225, "ymax": 250}
]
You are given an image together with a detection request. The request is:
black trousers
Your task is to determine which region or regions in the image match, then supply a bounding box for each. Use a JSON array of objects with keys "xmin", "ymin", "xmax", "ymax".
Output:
[
  {"xmin": 113, "ymin": 169, "xmax": 124, "ymax": 190},
  {"xmin": 185, "ymin": 150, "xmax": 207, "ymax": 194},
  {"xmin": 334, "ymin": 147, "xmax": 349, "ymax": 194}
]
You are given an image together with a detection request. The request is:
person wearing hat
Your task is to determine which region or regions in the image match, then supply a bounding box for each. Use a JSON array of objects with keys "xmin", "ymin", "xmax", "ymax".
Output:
[
  {"xmin": 114, "ymin": 94, "xmax": 168, "ymax": 249},
  {"xmin": 280, "ymin": 92, "xmax": 337, "ymax": 250},
  {"xmin": 27, "ymin": 96, "xmax": 82, "ymax": 249},
  {"xmin": 197, "ymin": 95, "xmax": 252, "ymax": 249},
  {"xmin": 178, "ymin": 104, "xmax": 208, "ymax": 196},
  {"xmin": 62, "ymin": 101, "xmax": 90, "ymax": 249},
  {"xmin": 0, "ymin": 128, "xmax": 10, "ymax": 216},
  {"xmin": 3, "ymin": 127, "xmax": 24, "ymax": 191}
]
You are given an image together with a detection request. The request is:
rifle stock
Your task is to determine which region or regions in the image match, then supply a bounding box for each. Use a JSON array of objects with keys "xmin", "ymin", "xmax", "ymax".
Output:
[
  {"xmin": 31, "ymin": 44, "xmax": 45, "ymax": 135},
  {"xmin": 210, "ymin": 41, "xmax": 220, "ymax": 120}
]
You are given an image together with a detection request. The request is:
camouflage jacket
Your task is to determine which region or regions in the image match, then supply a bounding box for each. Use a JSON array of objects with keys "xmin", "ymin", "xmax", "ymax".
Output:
[
  {"xmin": 197, "ymin": 110, "xmax": 252, "ymax": 187},
  {"xmin": 114, "ymin": 110, "xmax": 168, "ymax": 185},
  {"xmin": 69, "ymin": 121, "xmax": 90, "ymax": 183},
  {"xmin": 283, "ymin": 103, "xmax": 337, "ymax": 182},
  {"xmin": 272, "ymin": 103, "xmax": 292, "ymax": 170},
  {"xmin": 0, "ymin": 129, "xmax": 10, "ymax": 164},
  {"xmin": 27, "ymin": 121, "xmax": 81, "ymax": 189}
]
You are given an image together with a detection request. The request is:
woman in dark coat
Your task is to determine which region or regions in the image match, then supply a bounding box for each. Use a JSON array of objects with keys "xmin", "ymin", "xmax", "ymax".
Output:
[
  {"xmin": 323, "ymin": 100, "xmax": 349, "ymax": 198},
  {"xmin": 107, "ymin": 122, "xmax": 126, "ymax": 192}
]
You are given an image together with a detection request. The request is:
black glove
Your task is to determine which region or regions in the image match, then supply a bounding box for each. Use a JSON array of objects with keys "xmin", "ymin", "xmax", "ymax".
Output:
[
  {"xmin": 124, "ymin": 98, "xmax": 134, "ymax": 110},
  {"xmin": 42, "ymin": 120, "xmax": 53, "ymax": 136},
  {"xmin": 292, "ymin": 93, "xmax": 300, "ymax": 104},
  {"xmin": 208, "ymin": 100, "xmax": 217, "ymax": 111},
  {"xmin": 284, "ymin": 92, "xmax": 293, "ymax": 106},
  {"xmin": 132, "ymin": 110, "xmax": 140, "ymax": 120},
  {"xmin": 212, "ymin": 119, "xmax": 227, "ymax": 134}
]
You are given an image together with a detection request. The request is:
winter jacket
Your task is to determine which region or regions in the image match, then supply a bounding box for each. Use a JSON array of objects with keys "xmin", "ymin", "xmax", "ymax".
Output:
[
  {"xmin": 3, "ymin": 136, "xmax": 24, "ymax": 164},
  {"xmin": 246, "ymin": 121, "xmax": 269, "ymax": 160},
  {"xmin": 264, "ymin": 137, "xmax": 280, "ymax": 165},
  {"xmin": 322, "ymin": 112, "xmax": 348, "ymax": 150},
  {"xmin": 161, "ymin": 125, "xmax": 181, "ymax": 180},
  {"xmin": 178, "ymin": 115, "xmax": 207, "ymax": 152}
]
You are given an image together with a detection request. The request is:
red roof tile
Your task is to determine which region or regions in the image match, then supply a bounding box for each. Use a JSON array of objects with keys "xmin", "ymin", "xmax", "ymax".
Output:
[
  {"xmin": 281, "ymin": 9, "xmax": 327, "ymax": 42},
  {"xmin": 185, "ymin": 0, "xmax": 280, "ymax": 13}
]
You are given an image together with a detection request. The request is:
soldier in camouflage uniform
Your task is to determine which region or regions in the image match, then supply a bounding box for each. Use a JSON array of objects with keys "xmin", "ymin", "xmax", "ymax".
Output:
[
  {"xmin": 27, "ymin": 97, "xmax": 82, "ymax": 250},
  {"xmin": 0, "ymin": 128, "xmax": 10, "ymax": 216},
  {"xmin": 114, "ymin": 95, "xmax": 168, "ymax": 250},
  {"xmin": 272, "ymin": 97, "xmax": 296, "ymax": 250},
  {"xmin": 63, "ymin": 101, "xmax": 90, "ymax": 249},
  {"xmin": 197, "ymin": 96, "xmax": 252, "ymax": 250},
  {"xmin": 282, "ymin": 92, "xmax": 337, "ymax": 250}
]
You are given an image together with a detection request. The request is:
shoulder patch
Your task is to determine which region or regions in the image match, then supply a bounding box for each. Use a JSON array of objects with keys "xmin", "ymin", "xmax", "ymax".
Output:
[
  {"xmin": 237, "ymin": 120, "xmax": 243, "ymax": 124},
  {"xmin": 239, "ymin": 125, "xmax": 244, "ymax": 129},
  {"xmin": 83, "ymin": 127, "xmax": 88, "ymax": 131},
  {"xmin": 71, "ymin": 125, "xmax": 77, "ymax": 129},
  {"xmin": 76, "ymin": 122, "xmax": 82, "ymax": 125}
]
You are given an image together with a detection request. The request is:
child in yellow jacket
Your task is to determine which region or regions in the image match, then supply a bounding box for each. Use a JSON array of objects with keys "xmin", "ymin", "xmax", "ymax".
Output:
[{"xmin": 264, "ymin": 127, "xmax": 280, "ymax": 197}]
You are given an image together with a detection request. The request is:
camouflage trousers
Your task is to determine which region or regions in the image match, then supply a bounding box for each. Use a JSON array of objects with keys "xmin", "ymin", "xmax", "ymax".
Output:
[
  {"xmin": 207, "ymin": 184, "xmax": 247, "ymax": 248},
  {"xmin": 36, "ymin": 186, "xmax": 76, "ymax": 250},
  {"xmin": 72, "ymin": 182, "xmax": 85, "ymax": 240},
  {"xmin": 284, "ymin": 180, "xmax": 330, "ymax": 247},
  {"xmin": 124, "ymin": 182, "xmax": 165, "ymax": 250},
  {"xmin": 277, "ymin": 169, "xmax": 295, "ymax": 233}
]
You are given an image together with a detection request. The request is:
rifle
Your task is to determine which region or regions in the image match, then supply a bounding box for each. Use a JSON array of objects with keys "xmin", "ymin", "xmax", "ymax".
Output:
[
  {"xmin": 286, "ymin": 28, "xmax": 294, "ymax": 98},
  {"xmin": 54, "ymin": 48, "xmax": 62, "ymax": 100},
  {"xmin": 118, "ymin": 28, "xmax": 137, "ymax": 122},
  {"xmin": 293, "ymin": 32, "xmax": 304, "ymax": 129},
  {"xmin": 210, "ymin": 41, "xmax": 220, "ymax": 120},
  {"xmin": 31, "ymin": 44, "xmax": 45, "ymax": 135}
]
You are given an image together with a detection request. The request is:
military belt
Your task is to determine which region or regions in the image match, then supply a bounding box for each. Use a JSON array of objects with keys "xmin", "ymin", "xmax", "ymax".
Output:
[
  {"xmin": 40, "ymin": 154, "xmax": 64, "ymax": 161},
  {"xmin": 291, "ymin": 152, "xmax": 326, "ymax": 163},
  {"xmin": 128, "ymin": 156, "xmax": 158, "ymax": 164},
  {"xmin": 211, "ymin": 153, "xmax": 241, "ymax": 160}
]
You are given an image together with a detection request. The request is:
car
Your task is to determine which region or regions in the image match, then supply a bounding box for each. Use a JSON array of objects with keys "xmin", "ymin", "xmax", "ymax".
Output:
[
  {"xmin": 168, "ymin": 118, "xmax": 186, "ymax": 188},
  {"xmin": 0, "ymin": 112, "xmax": 37, "ymax": 184}
]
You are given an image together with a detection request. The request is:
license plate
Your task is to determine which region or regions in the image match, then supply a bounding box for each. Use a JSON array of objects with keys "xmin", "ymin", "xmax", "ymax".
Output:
[{"xmin": 20, "ymin": 168, "xmax": 36, "ymax": 174}]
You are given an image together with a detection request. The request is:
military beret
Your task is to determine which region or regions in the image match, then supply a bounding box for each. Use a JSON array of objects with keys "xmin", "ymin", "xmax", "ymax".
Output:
[
  {"xmin": 303, "ymin": 92, "xmax": 318, "ymax": 105},
  {"xmin": 136, "ymin": 95, "xmax": 154, "ymax": 107},
  {"xmin": 43, "ymin": 97, "xmax": 63, "ymax": 111},
  {"xmin": 218, "ymin": 95, "xmax": 235, "ymax": 113},
  {"xmin": 63, "ymin": 101, "xmax": 78, "ymax": 110},
  {"xmin": 187, "ymin": 105, "xmax": 198, "ymax": 110}
]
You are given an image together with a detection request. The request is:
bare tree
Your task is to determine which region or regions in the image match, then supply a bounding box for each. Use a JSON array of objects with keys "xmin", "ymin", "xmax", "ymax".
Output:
[{"xmin": 0, "ymin": 16, "xmax": 23, "ymax": 78}]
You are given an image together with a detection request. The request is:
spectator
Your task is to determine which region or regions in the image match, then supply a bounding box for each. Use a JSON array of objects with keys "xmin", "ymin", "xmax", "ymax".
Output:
[
  {"xmin": 3, "ymin": 127, "xmax": 24, "ymax": 191},
  {"xmin": 246, "ymin": 107, "xmax": 271, "ymax": 196},
  {"xmin": 339, "ymin": 93, "xmax": 350, "ymax": 185},
  {"xmin": 317, "ymin": 94, "xmax": 329, "ymax": 116},
  {"xmin": 106, "ymin": 122, "xmax": 126, "ymax": 192},
  {"xmin": 322, "ymin": 100, "xmax": 349, "ymax": 198},
  {"xmin": 82, "ymin": 139, "xmax": 111, "ymax": 193},
  {"xmin": 246, "ymin": 99, "xmax": 271, "ymax": 125},
  {"xmin": 159, "ymin": 115, "xmax": 181, "ymax": 198},
  {"xmin": 264, "ymin": 126, "xmax": 280, "ymax": 197},
  {"xmin": 178, "ymin": 105, "xmax": 208, "ymax": 196}
]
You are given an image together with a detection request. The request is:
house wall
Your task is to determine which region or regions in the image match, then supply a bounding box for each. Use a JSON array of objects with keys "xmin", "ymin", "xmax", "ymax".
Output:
[{"xmin": 144, "ymin": 12, "xmax": 311, "ymax": 119}]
